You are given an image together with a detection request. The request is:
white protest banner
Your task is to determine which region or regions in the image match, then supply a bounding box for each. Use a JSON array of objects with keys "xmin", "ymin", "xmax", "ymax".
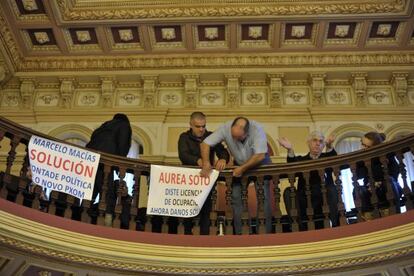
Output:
[
  {"xmin": 147, "ymin": 165, "xmax": 219, "ymax": 218},
  {"xmin": 28, "ymin": 135, "xmax": 100, "ymax": 200}
]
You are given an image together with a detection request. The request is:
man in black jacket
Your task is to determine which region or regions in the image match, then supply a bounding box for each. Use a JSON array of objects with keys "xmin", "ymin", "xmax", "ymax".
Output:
[
  {"xmin": 278, "ymin": 131, "xmax": 339, "ymax": 230},
  {"xmin": 86, "ymin": 113, "xmax": 132, "ymax": 225},
  {"xmin": 178, "ymin": 112, "xmax": 229, "ymax": 234}
]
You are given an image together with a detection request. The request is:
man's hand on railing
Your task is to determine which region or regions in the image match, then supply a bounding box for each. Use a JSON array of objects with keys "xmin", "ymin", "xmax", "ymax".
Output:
[
  {"xmin": 215, "ymin": 159, "xmax": 227, "ymax": 171},
  {"xmin": 200, "ymin": 163, "xmax": 212, "ymax": 177}
]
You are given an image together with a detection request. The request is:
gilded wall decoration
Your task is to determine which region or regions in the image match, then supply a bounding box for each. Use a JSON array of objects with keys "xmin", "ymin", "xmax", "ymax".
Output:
[
  {"xmin": 1, "ymin": 94, "xmax": 19, "ymax": 107},
  {"xmin": 325, "ymin": 88, "xmax": 351, "ymax": 105},
  {"xmin": 78, "ymin": 94, "xmax": 98, "ymax": 106},
  {"xmin": 246, "ymin": 92, "xmax": 263, "ymax": 104},
  {"xmin": 284, "ymin": 88, "xmax": 309, "ymax": 105},
  {"xmin": 367, "ymin": 88, "xmax": 392, "ymax": 105},
  {"xmin": 119, "ymin": 93, "xmax": 140, "ymax": 106},
  {"xmin": 160, "ymin": 91, "xmax": 181, "ymax": 106},
  {"xmin": 37, "ymin": 94, "xmax": 59, "ymax": 106},
  {"xmin": 200, "ymin": 91, "xmax": 223, "ymax": 105},
  {"xmin": 242, "ymin": 89, "xmax": 266, "ymax": 105}
]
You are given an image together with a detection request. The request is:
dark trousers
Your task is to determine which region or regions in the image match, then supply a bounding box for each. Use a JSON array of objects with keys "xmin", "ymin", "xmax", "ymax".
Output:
[{"xmin": 284, "ymin": 182, "xmax": 339, "ymax": 229}]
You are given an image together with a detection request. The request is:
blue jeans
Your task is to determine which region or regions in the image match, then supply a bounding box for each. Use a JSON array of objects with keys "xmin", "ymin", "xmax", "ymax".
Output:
[{"xmin": 232, "ymin": 179, "xmax": 273, "ymax": 234}]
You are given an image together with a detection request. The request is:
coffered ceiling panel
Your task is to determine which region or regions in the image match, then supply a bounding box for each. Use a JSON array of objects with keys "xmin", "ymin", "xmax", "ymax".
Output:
[{"xmin": 0, "ymin": 0, "xmax": 413, "ymax": 78}]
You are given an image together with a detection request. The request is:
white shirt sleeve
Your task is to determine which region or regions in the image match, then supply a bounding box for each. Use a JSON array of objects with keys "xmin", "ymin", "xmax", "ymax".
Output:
[
  {"xmin": 252, "ymin": 124, "xmax": 268, "ymax": 154},
  {"xmin": 203, "ymin": 125, "xmax": 226, "ymax": 147}
]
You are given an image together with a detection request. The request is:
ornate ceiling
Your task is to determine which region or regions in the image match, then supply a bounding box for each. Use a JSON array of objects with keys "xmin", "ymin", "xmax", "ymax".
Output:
[{"xmin": 0, "ymin": 0, "xmax": 413, "ymax": 86}]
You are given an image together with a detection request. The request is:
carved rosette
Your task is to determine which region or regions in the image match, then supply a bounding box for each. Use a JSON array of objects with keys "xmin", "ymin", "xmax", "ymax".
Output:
[
  {"xmin": 392, "ymin": 72, "xmax": 408, "ymax": 106},
  {"xmin": 225, "ymin": 74, "xmax": 240, "ymax": 108},
  {"xmin": 142, "ymin": 75, "xmax": 158, "ymax": 108},
  {"xmin": 59, "ymin": 78, "xmax": 75, "ymax": 108},
  {"xmin": 19, "ymin": 78, "xmax": 35, "ymax": 109},
  {"xmin": 352, "ymin": 72, "xmax": 368, "ymax": 106},
  {"xmin": 268, "ymin": 73, "xmax": 283, "ymax": 108},
  {"xmin": 310, "ymin": 73, "xmax": 326, "ymax": 106}
]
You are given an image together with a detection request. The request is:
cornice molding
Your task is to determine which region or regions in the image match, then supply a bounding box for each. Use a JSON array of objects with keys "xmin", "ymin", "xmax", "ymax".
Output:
[
  {"xmin": 13, "ymin": 52, "xmax": 414, "ymax": 73},
  {"xmin": 56, "ymin": 0, "xmax": 409, "ymax": 21},
  {"xmin": 0, "ymin": 208, "xmax": 413, "ymax": 274}
]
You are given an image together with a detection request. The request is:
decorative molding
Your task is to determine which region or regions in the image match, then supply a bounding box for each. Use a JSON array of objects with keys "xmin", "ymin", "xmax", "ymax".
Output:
[
  {"xmin": 56, "ymin": 0, "xmax": 409, "ymax": 21},
  {"xmin": 5, "ymin": 52, "xmax": 412, "ymax": 72},
  {"xmin": 0, "ymin": 209, "xmax": 413, "ymax": 275}
]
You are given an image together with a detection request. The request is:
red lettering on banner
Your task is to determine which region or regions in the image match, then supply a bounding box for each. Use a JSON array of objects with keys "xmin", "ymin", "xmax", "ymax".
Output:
[{"xmin": 158, "ymin": 172, "xmax": 189, "ymax": 185}]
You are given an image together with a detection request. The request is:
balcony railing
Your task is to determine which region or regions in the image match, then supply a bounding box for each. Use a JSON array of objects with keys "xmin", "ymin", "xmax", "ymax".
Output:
[{"xmin": 0, "ymin": 116, "xmax": 413, "ymax": 235}]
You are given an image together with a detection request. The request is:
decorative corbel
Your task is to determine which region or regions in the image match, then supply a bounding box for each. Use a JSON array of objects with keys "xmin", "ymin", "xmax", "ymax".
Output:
[
  {"xmin": 267, "ymin": 73, "xmax": 284, "ymax": 108},
  {"xmin": 183, "ymin": 74, "xmax": 199, "ymax": 108},
  {"xmin": 19, "ymin": 78, "xmax": 36, "ymax": 109},
  {"xmin": 391, "ymin": 72, "xmax": 409, "ymax": 106},
  {"xmin": 59, "ymin": 77, "xmax": 76, "ymax": 108},
  {"xmin": 142, "ymin": 75, "xmax": 158, "ymax": 108},
  {"xmin": 310, "ymin": 73, "xmax": 326, "ymax": 106},
  {"xmin": 101, "ymin": 76, "xmax": 116, "ymax": 108},
  {"xmin": 225, "ymin": 73, "xmax": 240, "ymax": 108},
  {"xmin": 351, "ymin": 72, "xmax": 368, "ymax": 106}
]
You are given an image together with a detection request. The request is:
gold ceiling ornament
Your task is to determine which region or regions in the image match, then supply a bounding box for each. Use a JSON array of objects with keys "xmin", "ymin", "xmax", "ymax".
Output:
[
  {"xmin": 56, "ymin": 0, "xmax": 407, "ymax": 21},
  {"xmin": 0, "ymin": 209, "xmax": 413, "ymax": 274}
]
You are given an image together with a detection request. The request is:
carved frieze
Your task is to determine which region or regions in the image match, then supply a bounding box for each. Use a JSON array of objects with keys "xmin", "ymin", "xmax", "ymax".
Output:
[
  {"xmin": 37, "ymin": 94, "xmax": 59, "ymax": 106},
  {"xmin": 11, "ymin": 52, "xmax": 414, "ymax": 72},
  {"xmin": 119, "ymin": 93, "xmax": 140, "ymax": 106},
  {"xmin": 159, "ymin": 91, "xmax": 181, "ymax": 106},
  {"xmin": 1, "ymin": 94, "xmax": 19, "ymax": 107},
  {"xmin": 367, "ymin": 88, "xmax": 392, "ymax": 105},
  {"xmin": 57, "ymin": 2, "xmax": 407, "ymax": 21},
  {"xmin": 325, "ymin": 88, "xmax": 351, "ymax": 105},
  {"xmin": 79, "ymin": 94, "xmax": 98, "ymax": 106},
  {"xmin": 284, "ymin": 87, "xmax": 309, "ymax": 105},
  {"xmin": 200, "ymin": 89, "xmax": 224, "ymax": 106}
]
